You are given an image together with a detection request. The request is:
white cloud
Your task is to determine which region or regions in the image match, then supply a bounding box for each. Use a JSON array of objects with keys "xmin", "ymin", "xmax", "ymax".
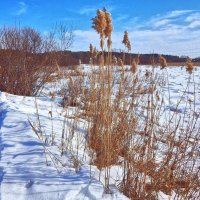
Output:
[
  {"xmin": 185, "ymin": 12, "xmax": 200, "ymax": 22},
  {"xmin": 143, "ymin": 10, "xmax": 195, "ymax": 29},
  {"xmin": 79, "ymin": 7, "xmax": 97, "ymax": 15},
  {"xmin": 115, "ymin": 14, "xmax": 129, "ymax": 22},
  {"xmin": 72, "ymin": 10, "xmax": 200, "ymax": 58},
  {"xmin": 153, "ymin": 19, "xmax": 170, "ymax": 28},
  {"xmin": 165, "ymin": 10, "xmax": 194, "ymax": 18},
  {"xmin": 188, "ymin": 21, "xmax": 200, "ymax": 29},
  {"xmin": 15, "ymin": 1, "xmax": 27, "ymax": 16},
  {"xmin": 78, "ymin": 4, "xmax": 115, "ymax": 15},
  {"xmin": 72, "ymin": 28, "xmax": 200, "ymax": 57},
  {"xmin": 72, "ymin": 30, "xmax": 99, "ymax": 51}
]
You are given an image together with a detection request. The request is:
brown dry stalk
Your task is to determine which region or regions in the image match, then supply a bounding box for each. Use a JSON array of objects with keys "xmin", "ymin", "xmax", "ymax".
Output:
[{"xmin": 131, "ymin": 58, "xmax": 137, "ymax": 74}]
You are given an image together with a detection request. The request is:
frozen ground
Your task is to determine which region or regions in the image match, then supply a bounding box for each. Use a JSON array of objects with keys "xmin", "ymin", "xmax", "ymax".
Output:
[
  {"xmin": 0, "ymin": 92, "xmax": 127, "ymax": 200},
  {"xmin": 0, "ymin": 65, "xmax": 199, "ymax": 200}
]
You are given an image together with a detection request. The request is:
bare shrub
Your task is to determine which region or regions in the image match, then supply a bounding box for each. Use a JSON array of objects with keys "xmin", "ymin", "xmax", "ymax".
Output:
[{"xmin": 0, "ymin": 24, "xmax": 73, "ymax": 96}]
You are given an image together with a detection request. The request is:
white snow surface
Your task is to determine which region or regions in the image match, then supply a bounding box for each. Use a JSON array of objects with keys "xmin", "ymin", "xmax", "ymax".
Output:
[
  {"xmin": 0, "ymin": 93, "xmax": 128, "ymax": 200},
  {"xmin": 0, "ymin": 65, "xmax": 200, "ymax": 200}
]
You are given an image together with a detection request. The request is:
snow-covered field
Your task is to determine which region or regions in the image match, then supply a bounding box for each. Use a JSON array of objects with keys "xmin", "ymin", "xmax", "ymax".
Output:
[
  {"xmin": 0, "ymin": 65, "xmax": 199, "ymax": 200},
  {"xmin": 0, "ymin": 96, "xmax": 128, "ymax": 200}
]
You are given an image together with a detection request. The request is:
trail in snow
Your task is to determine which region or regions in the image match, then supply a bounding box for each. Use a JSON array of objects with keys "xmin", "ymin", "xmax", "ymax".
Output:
[
  {"xmin": 0, "ymin": 92, "xmax": 127, "ymax": 200},
  {"xmin": 0, "ymin": 101, "xmax": 8, "ymax": 200}
]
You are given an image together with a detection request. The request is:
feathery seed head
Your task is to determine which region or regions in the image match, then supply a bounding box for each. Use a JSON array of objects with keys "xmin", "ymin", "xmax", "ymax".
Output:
[
  {"xmin": 186, "ymin": 58, "xmax": 194, "ymax": 74},
  {"xmin": 122, "ymin": 31, "xmax": 129, "ymax": 45},
  {"xmin": 159, "ymin": 55, "xmax": 167, "ymax": 69},
  {"xmin": 127, "ymin": 41, "xmax": 131, "ymax": 51},
  {"xmin": 103, "ymin": 7, "xmax": 113, "ymax": 38},
  {"xmin": 89, "ymin": 44, "xmax": 98, "ymax": 58},
  {"xmin": 92, "ymin": 7, "xmax": 113, "ymax": 51},
  {"xmin": 92, "ymin": 9, "xmax": 107, "ymax": 38},
  {"xmin": 122, "ymin": 31, "xmax": 131, "ymax": 51}
]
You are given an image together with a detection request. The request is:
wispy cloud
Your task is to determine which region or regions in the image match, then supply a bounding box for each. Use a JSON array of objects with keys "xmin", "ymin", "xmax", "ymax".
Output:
[
  {"xmin": 185, "ymin": 12, "xmax": 200, "ymax": 29},
  {"xmin": 73, "ymin": 10, "xmax": 200, "ymax": 58},
  {"xmin": 188, "ymin": 20, "xmax": 200, "ymax": 29},
  {"xmin": 79, "ymin": 7, "xmax": 97, "ymax": 15},
  {"xmin": 78, "ymin": 4, "xmax": 115, "ymax": 15},
  {"xmin": 153, "ymin": 19, "xmax": 170, "ymax": 28},
  {"xmin": 136, "ymin": 10, "xmax": 194, "ymax": 30},
  {"xmin": 115, "ymin": 14, "xmax": 129, "ymax": 22},
  {"xmin": 72, "ymin": 30, "xmax": 99, "ymax": 50},
  {"xmin": 164, "ymin": 10, "xmax": 194, "ymax": 18},
  {"xmin": 15, "ymin": 1, "xmax": 27, "ymax": 16},
  {"xmin": 185, "ymin": 12, "xmax": 200, "ymax": 22}
]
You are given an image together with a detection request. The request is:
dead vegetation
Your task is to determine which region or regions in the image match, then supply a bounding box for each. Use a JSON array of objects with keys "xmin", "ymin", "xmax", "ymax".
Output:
[
  {"xmin": 0, "ymin": 24, "xmax": 73, "ymax": 96},
  {"xmin": 84, "ymin": 8, "xmax": 200, "ymax": 199},
  {"xmin": 3, "ymin": 7, "xmax": 199, "ymax": 200}
]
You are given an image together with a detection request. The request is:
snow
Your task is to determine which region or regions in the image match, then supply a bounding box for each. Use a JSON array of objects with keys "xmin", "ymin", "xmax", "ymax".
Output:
[
  {"xmin": 0, "ymin": 92, "xmax": 128, "ymax": 200},
  {"xmin": 0, "ymin": 65, "xmax": 200, "ymax": 200}
]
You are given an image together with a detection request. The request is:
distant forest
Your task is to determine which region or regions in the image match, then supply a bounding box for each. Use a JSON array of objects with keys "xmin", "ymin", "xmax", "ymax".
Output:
[{"xmin": 0, "ymin": 49, "xmax": 199, "ymax": 67}]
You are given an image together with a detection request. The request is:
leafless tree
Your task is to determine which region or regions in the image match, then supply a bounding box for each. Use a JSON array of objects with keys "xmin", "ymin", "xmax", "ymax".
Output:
[
  {"xmin": 43, "ymin": 22, "xmax": 74, "ymax": 52},
  {"xmin": 0, "ymin": 24, "xmax": 74, "ymax": 96}
]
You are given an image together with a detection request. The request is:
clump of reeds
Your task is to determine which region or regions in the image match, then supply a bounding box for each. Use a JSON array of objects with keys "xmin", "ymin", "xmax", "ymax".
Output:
[
  {"xmin": 90, "ymin": 7, "xmax": 114, "ymax": 193},
  {"xmin": 89, "ymin": 9, "xmax": 200, "ymax": 199},
  {"xmin": 32, "ymin": 7, "xmax": 199, "ymax": 200}
]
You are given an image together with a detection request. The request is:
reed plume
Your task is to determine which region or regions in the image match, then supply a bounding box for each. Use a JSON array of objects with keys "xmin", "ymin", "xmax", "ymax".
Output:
[
  {"xmin": 103, "ymin": 7, "xmax": 113, "ymax": 50},
  {"xmin": 122, "ymin": 31, "xmax": 131, "ymax": 51},
  {"xmin": 89, "ymin": 44, "xmax": 98, "ymax": 59},
  {"xmin": 92, "ymin": 9, "xmax": 107, "ymax": 38},
  {"xmin": 186, "ymin": 58, "xmax": 193, "ymax": 74},
  {"xmin": 92, "ymin": 8, "xmax": 113, "ymax": 51},
  {"xmin": 159, "ymin": 55, "xmax": 167, "ymax": 69},
  {"xmin": 89, "ymin": 43, "xmax": 93, "ymax": 55}
]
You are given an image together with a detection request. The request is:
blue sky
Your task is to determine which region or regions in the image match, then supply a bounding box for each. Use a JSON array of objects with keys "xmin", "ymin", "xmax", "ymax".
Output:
[{"xmin": 0, "ymin": 0, "xmax": 200, "ymax": 57}]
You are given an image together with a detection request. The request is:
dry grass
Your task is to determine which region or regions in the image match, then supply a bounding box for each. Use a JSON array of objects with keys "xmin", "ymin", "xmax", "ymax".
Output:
[
  {"xmin": 26, "ymin": 7, "xmax": 200, "ymax": 200},
  {"xmin": 186, "ymin": 58, "xmax": 194, "ymax": 74},
  {"xmin": 86, "ymin": 8, "xmax": 200, "ymax": 199}
]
